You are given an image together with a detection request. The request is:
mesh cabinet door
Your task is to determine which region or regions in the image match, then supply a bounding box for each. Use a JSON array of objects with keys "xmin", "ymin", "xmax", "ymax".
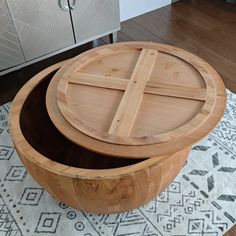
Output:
[
  {"xmin": 0, "ymin": 0, "xmax": 25, "ymax": 70},
  {"xmin": 70, "ymin": 0, "xmax": 120, "ymax": 44},
  {"xmin": 7, "ymin": 0, "xmax": 75, "ymax": 61}
]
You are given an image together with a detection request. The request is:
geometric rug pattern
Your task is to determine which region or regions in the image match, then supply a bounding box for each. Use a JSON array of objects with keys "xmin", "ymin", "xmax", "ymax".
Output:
[{"xmin": 0, "ymin": 90, "xmax": 235, "ymax": 235}]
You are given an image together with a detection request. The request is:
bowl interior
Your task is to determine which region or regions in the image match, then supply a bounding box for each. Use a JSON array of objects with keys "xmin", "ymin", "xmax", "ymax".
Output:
[{"xmin": 20, "ymin": 73, "xmax": 146, "ymax": 169}]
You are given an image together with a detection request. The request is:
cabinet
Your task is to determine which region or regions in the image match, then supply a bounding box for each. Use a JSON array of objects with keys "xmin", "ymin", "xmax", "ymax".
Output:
[
  {"xmin": 0, "ymin": 0, "xmax": 25, "ymax": 70},
  {"xmin": 71, "ymin": 0, "xmax": 120, "ymax": 43},
  {"xmin": 1, "ymin": 0, "xmax": 120, "ymax": 73},
  {"xmin": 7, "ymin": 0, "xmax": 75, "ymax": 61}
]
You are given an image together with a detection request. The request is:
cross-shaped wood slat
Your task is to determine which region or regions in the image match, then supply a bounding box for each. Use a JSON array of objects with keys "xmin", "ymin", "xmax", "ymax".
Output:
[
  {"xmin": 68, "ymin": 48, "xmax": 207, "ymax": 137},
  {"xmin": 108, "ymin": 48, "xmax": 157, "ymax": 136},
  {"xmin": 69, "ymin": 73, "xmax": 206, "ymax": 101}
]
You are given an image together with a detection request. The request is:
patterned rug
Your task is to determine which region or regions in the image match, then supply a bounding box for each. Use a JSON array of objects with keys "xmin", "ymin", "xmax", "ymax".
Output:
[{"xmin": 0, "ymin": 90, "xmax": 235, "ymax": 236}]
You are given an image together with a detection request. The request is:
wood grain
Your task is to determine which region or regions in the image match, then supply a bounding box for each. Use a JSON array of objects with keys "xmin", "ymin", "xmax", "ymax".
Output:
[
  {"xmin": 3, "ymin": 0, "xmax": 236, "ymax": 231},
  {"xmin": 108, "ymin": 48, "xmax": 157, "ymax": 136},
  {"xmin": 48, "ymin": 42, "xmax": 226, "ymax": 157},
  {"xmin": 9, "ymin": 63, "xmax": 190, "ymax": 213}
]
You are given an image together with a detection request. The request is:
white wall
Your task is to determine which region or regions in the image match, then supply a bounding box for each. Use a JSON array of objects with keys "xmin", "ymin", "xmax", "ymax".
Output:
[{"xmin": 119, "ymin": 0, "xmax": 171, "ymax": 22}]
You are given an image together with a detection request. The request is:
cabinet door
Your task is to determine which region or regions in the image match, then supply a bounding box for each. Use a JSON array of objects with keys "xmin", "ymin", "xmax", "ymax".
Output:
[
  {"xmin": 0, "ymin": 0, "xmax": 25, "ymax": 70},
  {"xmin": 7, "ymin": 0, "xmax": 75, "ymax": 61},
  {"xmin": 71, "ymin": 0, "xmax": 120, "ymax": 44}
]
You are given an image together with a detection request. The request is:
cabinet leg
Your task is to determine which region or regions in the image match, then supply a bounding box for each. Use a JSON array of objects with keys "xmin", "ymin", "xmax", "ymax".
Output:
[{"xmin": 109, "ymin": 32, "xmax": 117, "ymax": 43}]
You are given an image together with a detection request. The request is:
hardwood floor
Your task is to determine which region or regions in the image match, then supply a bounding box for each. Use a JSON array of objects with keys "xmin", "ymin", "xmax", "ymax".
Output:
[{"xmin": 0, "ymin": 0, "xmax": 236, "ymax": 234}]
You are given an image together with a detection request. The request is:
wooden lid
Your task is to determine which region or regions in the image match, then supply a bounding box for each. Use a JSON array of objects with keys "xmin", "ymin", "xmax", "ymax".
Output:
[{"xmin": 47, "ymin": 42, "xmax": 226, "ymax": 158}]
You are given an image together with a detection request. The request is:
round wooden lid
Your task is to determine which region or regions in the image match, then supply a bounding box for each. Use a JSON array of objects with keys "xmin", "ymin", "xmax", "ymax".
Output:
[{"xmin": 47, "ymin": 42, "xmax": 226, "ymax": 158}]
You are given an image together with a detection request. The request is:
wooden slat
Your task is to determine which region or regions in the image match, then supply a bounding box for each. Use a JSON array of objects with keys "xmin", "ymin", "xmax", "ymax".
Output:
[
  {"xmin": 145, "ymin": 82, "xmax": 207, "ymax": 101},
  {"xmin": 69, "ymin": 72, "xmax": 127, "ymax": 91},
  {"xmin": 69, "ymin": 72, "xmax": 207, "ymax": 101},
  {"xmin": 108, "ymin": 48, "xmax": 158, "ymax": 136}
]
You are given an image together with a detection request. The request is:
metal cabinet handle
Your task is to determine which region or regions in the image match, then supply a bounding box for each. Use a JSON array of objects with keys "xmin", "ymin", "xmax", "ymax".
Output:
[
  {"xmin": 59, "ymin": 0, "xmax": 70, "ymax": 11},
  {"xmin": 68, "ymin": 0, "xmax": 78, "ymax": 10}
]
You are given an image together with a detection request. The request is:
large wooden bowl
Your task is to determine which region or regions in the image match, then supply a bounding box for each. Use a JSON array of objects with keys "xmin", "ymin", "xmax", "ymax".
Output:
[
  {"xmin": 9, "ymin": 42, "xmax": 226, "ymax": 214},
  {"xmin": 9, "ymin": 62, "xmax": 190, "ymax": 214}
]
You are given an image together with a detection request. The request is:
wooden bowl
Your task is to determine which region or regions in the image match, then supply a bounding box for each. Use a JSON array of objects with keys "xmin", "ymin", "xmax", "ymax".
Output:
[
  {"xmin": 10, "ymin": 42, "xmax": 226, "ymax": 213},
  {"xmin": 9, "ymin": 62, "xmax": 190, "ymax": 214}
]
